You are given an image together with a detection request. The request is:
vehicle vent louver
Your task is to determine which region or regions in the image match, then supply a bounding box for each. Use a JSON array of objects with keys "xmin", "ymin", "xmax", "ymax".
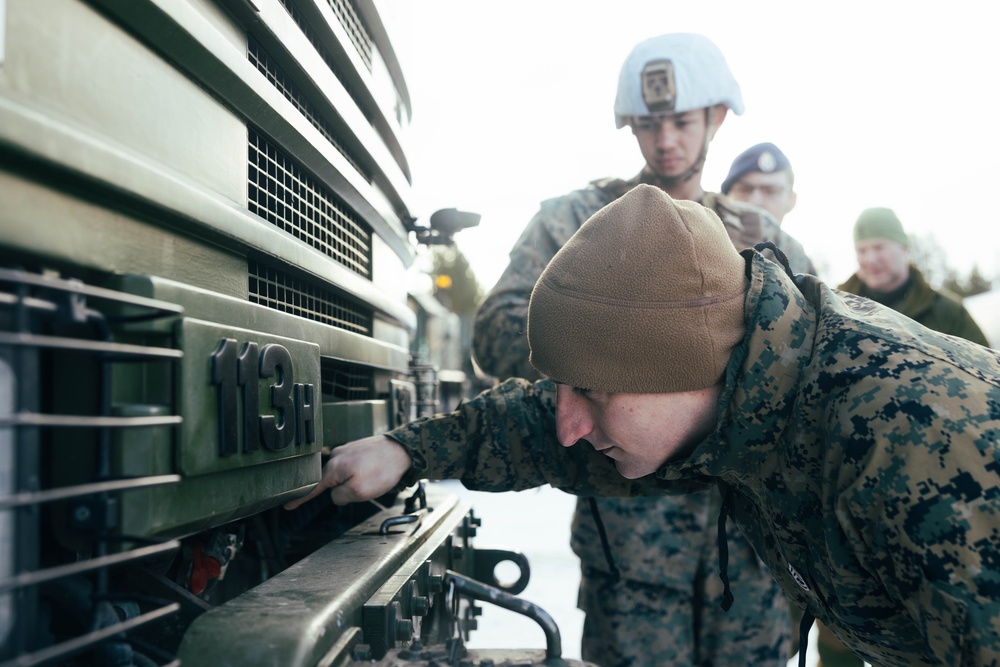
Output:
[
  {"xmin": 247, "ymin": 127, "xmax": 373, "ymax": 279},
  {"xmin": 248, "ymin": 260, "xmax": 373, "ymax": 335},
  {"xmin": 0, "ymin": 267, "xmax": 183, "ymax": 666}
]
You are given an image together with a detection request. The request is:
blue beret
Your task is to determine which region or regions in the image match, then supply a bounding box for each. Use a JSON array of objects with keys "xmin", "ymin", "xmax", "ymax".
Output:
[{"xmin": 721, "ymin": 143, "xmax": 791, "ymax": 194}]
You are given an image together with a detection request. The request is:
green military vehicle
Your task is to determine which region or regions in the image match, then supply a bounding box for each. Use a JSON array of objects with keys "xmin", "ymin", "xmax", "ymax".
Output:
[{"xmin": 0, "ymin": 1, "xmax": 585, "ymax": 665}]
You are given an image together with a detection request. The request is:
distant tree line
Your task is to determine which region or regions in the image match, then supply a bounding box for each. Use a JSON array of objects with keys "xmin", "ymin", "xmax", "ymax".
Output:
[{"xmin": 909, "ymin": 234, "xmax": 994, "ymax": 298}]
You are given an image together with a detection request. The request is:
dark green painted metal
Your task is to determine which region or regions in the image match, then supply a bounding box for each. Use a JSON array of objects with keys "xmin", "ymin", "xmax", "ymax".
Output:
[
  {"xmin": 116, "ymin": 274, "xmax": 412, "ymax": 371},
  {"xmin": 177, "ymin": 488, "xmax": 472, "ymax": 666},
  {"xmin": 119, "ymin": 454, "xmax": 322, "ymax": 540},
  {"xmin": 0, "ymin": 2, "xmax": 489, "ymax": 665},
  {"xmin": 323, "ymin": 400, "xmax": 389, "ymax": 447},
  {"xmin": 177, "ymin": 318, "xmax": 322, "ymax": 476}
]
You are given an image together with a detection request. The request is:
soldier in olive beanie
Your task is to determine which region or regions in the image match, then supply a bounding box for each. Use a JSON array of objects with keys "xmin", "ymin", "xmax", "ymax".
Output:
[
  {"xmin": 840, "ymin": 206, "xmax": 989, "ymax": 346},
  {"xmin": 527, "ymin": 184, "xmax": 747, "ymax": 393},
  {"xmin": 853, "ymin": 207, "xmax": 908, "ymax": 247}
]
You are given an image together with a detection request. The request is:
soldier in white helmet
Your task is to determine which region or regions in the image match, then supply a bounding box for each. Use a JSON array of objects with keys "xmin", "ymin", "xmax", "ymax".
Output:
[{"xmin": 470, "ymin": 33, "xmax": 815, "ymax": 667}]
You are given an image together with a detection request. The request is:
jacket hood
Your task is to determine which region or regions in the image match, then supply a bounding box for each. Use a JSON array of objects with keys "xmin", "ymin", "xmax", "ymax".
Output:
[{"xmin": 658, "ymin": 250, "xmax": 816, "ymax": 485}]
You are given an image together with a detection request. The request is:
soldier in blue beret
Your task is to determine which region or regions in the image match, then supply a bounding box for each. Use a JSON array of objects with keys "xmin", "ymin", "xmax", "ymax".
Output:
[{"xmin": 722, "ymin": 142, "xmax": 798, "ymax": 226}]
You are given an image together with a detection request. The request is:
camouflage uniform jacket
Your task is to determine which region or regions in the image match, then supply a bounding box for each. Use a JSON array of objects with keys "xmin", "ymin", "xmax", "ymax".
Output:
[
  {"xmin": 471, "ymin": 172, "xmax": 812, "ymax": 642},
  {"xmin": 390, "ymin": 252, "xmax": 1000, "ymax": 667},
  {"xmin": 838, "ymin": 265, "xmax": 989, "ymax": 346},
  {"xmin": 472, "ymin": 171, "xmax": 816, "ymax": 381}
]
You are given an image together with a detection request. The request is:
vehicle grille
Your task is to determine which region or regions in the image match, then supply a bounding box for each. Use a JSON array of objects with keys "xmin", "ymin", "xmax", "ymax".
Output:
[
  {"xmin": 247, "ymin": 34, "xmax": 371, "ymax": 182},
  {"xmin": 279, "ymin": 0, "xmax": 373, "ymax": 73},
  {"xmin": 321, "ymin": 357, "xmax": 375, "ymax": 401},
  {"xmin": 248, "ymin": 260, "xmax": 373, "ymax": 335},
  {"xmin": 247, "ymin": 126, "xmax": 373, "ymax": 280},
  {"xmin": 0, "ymin": 267, "xmax": 183, "ymax": 666},
  {"xmin": 323, "ymin": 0, "xmax": 372, "ymax": 71}
]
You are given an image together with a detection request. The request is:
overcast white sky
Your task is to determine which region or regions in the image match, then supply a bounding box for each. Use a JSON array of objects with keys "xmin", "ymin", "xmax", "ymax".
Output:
[{"xmin": 378, "ymin": 1, "xmax": 1000, "ymax": 292}]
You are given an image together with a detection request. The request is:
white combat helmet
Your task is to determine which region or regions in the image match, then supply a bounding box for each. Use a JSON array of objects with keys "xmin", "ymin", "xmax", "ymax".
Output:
[{"xmin": 614, "ymin": 33, "xmax": 744, "ymax": 129}]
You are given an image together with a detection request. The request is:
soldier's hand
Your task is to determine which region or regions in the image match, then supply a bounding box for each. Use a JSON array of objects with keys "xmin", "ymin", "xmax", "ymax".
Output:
[{"xmin": 283, "ymin": 435, "xmax": 412, "ymax": 509}]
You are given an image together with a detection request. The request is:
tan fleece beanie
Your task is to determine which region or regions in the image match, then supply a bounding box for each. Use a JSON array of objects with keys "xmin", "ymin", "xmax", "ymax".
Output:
[{"xmin": 527, "ymin": 184, "xmax": 747, "ymax": 393}]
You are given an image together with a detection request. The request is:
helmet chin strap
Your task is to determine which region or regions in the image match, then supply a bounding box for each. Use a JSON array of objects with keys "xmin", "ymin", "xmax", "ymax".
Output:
[{"xmin": 643, "ymin": 108, "xmax": 711, "ymax": 192}]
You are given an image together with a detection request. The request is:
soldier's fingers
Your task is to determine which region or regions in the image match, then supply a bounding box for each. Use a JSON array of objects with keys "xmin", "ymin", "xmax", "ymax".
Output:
[
  {"xmin": 286, "ymin": 436, "xmax": 411, "ymax": 508},
  {"xmin": 282, "ymin": 481, "xmax": 326, "ymax": 510},
  {"xmin": 329, "ymin": 477, "xmax": 363, "ymax": 505},
  {"xmin": 283, "ymin": 455, "xmax": 336, "ymax": 510},
  {"xmin": 283, "ymin": 453, "xmax": 349, "ymax": 510},
  {"xmin": 326, "ymin": 438, "xmax": 410, "ymax": 504}
]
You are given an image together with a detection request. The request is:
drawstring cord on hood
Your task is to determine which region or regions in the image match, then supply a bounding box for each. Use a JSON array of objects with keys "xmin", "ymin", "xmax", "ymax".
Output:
[
  {"xmin": 715, "ymin": 426, "xmax": 817, "ymax": 664},
  {"xmin": 717, "ymin": 480, "xmax": 818, "ymax": 664},
  {"xmin": 716, "ymin": 482, "xmax": 735, "ymax": 612},
  {"xmin": 798, "ymin": 608, "xmax": 816, "ymax": 667},
  {"xmin": 587, "ymin": 497, "xmax": 621, "ymax": 582},
  {"xmin": 753, "ymin": 241, "xmax": 794, "ymax": 279}
]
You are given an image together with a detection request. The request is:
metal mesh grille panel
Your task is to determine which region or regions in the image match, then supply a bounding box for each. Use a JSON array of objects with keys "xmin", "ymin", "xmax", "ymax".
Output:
[
  {"xmin": 321, "ymin": 358, "xmax": 375, "ymax": 401},
  {"xmin": 278, "ymin": 0, "xmax": 365, "ymax": 97},
  {"xmin": 248, "ymin": 127, "xmax": 372, "ymax": 278},
  {"xmin": 326, "ymin": 0, "xmax": 372, "ymax": 70},
  {"xmin": 248, "ymin": 260, "xmax": 372, "ymax": 335},
  {"xmin": 0, "ymin": 267, "xmax": 183, "ymax": 665},
  {"xmin": 278, "ymin": 0, "xmax": 371, "ymax": 72},
  {"xmin": 247, "ymin": 35, "xmax": 370, "ymax": 181}
]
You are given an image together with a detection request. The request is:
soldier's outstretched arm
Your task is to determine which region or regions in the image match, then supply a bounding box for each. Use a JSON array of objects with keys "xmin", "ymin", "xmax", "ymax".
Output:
[
  {"xmin": 287, "ymin": 378, "xmax": 679, "ymax": 511},
  {"xmin": 284, "ymin": 435, "xmax": 412, "ymax": 508}
]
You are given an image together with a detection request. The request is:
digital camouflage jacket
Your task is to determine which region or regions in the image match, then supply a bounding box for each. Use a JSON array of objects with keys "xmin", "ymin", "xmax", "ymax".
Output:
[
  {"xmin": 838, "ymin": 265, "xmax": 989, "ymax": 347},
  {"xmin": 391, "ymin": 252, "xmax": 1000, "ymax": 667},
  {"xmin": 470, "ymin": 172, "xmax": 805, "ymax": 666}
]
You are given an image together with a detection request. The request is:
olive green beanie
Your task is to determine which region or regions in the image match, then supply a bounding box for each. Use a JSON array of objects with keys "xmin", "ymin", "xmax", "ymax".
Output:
[
  {"xmin": 527, "ymin": 184, "xmax": 747, "ymax": 394},
  {"xmin": 853, "ymin": 207, "xmax": 908, "ymax": 247}
]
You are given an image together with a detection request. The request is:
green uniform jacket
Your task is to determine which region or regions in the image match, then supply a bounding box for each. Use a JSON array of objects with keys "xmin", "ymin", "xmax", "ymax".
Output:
[
  {"xmin": 391, "ymin": 252, "xmax": 1000, "ymax": 667},
  {"xmin": 839, "ymin": 266, "xmax": 989, "ymax": 346}
]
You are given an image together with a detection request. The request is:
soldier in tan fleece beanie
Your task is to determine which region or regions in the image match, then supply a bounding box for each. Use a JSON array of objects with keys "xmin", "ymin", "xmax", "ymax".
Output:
[{"xmin": 527, "ymin": 184, "xmax": 748, "ymax": 393}]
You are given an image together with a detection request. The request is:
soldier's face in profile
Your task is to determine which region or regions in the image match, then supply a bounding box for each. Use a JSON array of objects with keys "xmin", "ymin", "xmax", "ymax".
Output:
[
  {"xmin": 554, "ymin": 383, "xmax": 722, "ymax": 478},
  {"xmin": 855, "ymin": 237, "xmax": 910, "ymax": 292}
]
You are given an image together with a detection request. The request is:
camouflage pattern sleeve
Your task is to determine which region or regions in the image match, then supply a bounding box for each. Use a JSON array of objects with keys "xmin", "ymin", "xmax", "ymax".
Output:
[
  {"xmin": 472, "ymin": 188, "xmax": 612, "ymax": 381},
  {"xmin": 848, "ymin": 426, "xmax": 1000, "ymax": 665},
  {"xmin": 750, "ymin": 262, "xmax": 1000, "ymax": 665},
  {"xmin": 386, "ymin": 377, "xmax": 682, "ymax": 498}
]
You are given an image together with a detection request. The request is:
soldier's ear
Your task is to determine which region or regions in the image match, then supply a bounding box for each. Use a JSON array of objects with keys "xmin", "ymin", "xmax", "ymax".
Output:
[
  {"xmin": 707, "ymin": 104, "xmax": 728, "ymax": 141},
  {"xmin": 787, "ymin": 190, "xmax": 798, "ymax": 212}
]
